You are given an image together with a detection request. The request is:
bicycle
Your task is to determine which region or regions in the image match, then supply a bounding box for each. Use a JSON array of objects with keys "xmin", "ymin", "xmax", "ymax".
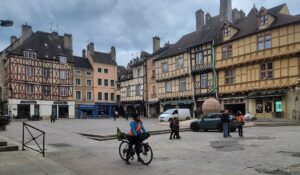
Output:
[{"xmin": 117, "ymin": 128, "xmax": 153, "ymax": 165}]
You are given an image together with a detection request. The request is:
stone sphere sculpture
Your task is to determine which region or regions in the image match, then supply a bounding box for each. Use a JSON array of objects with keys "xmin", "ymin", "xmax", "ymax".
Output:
[{"xmin": 202, "ymin": 98, "xmax": 221, "ymax": 114}]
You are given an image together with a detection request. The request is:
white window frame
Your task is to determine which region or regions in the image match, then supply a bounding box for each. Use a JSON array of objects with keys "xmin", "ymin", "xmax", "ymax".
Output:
[
  {"xmin": 86, "ymin": 71, "xmax": 92, "ymax": 76},
  {"xmin": 200, "ymin": 74, "xmax": 208, "ymax": 88},
  {"xmin": 75, "ymin": 78, "xmax": 81, "ymax": 86},
  {"xmin": 196, "ymin": 52, "xmax": 203, "ymax": 65},
  {"xmin": 43, "ymin": 86, "xmax": 51, "ymax": 96},
  {"xmin": 60, "ymin": 70, "xmax": 67, "ymax": 80},
  {"xmin": 75, "ymin": 70, "xmax": 81, "ymax": 75},
  {"xmin": 177, "ymin": 57, "xmax": 184, "ymax": 69},
  {"xmin": 87, "ymin": 79, "xmax": 92, "ymax": 87},
  {"xmin": 26, "ymin": 84, "xmax": 34, "ymax": 94},
  {"xmin": 86, "ymin": 91, "xmax": 92, "ymax": 101},
  {"xmin": 60, "ymin": 87, "xmax": 67, "ymax": 96},
  {"xmin": 76, "ymin": 91, "xmax": 82, "ymax": 100},
  {"xmin": 23, "ymin": 50, "xmax": 37, "ymax": 59},
  {"xmin": 179, "ymin": 78, "xmax": 186, "ymax": 91},
  {"xmin": 43, "ymin": 68, "xmax": 50, "ymax": 78},
  {"xmin": 26, "ymin": 66, "xmax": 33, "ymax": 77},
  {"xmin": 162, "ymin": 63, "xmax": 169, "ymax": 73},
  {"xmin": 165, "ymin": 81, "xmax": 172, "ymax": 93}
]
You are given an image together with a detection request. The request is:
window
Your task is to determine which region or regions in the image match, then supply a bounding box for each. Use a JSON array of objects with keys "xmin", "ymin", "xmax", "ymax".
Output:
[
  {"xmin": 87, "ymin": 92, "xmax": 92, "ymax": 100},
  {"xmin": 104, "ymin": 79, "xmax": 108, "ymax": 86},
  {"xmin": 26, "ymin": 66, "xmax": 33, "ymax": 77},
  {"xmin": 98, "ymin": 92, "xmax": 102, "ymax": 100},
  {"xmin": 196, "ymin": 52, "xmax": 203, "ymax": 64},
  {"xmin": 152, "ymin": 86, "xmax": 156, "ymax": 95},
  {"xmin": 222, "ymin": 44, "xmax": 232, "ymax": 59},
  {"xmin": 201, "ymin": 74, "xmax": 208, "ymax": 88},
  {"xmin": 165, "ymin": 81, "xmax": 172, "ymax": 92},
  {"xmin": 137, "ymin": 69, "xmax": 141, "ymax": 77},
  {"xmin": 60, "ymin": 70, "xmax": 67, "ymax": 80},
  {"xmin": 76, "ymin": 91, "xmax": 81, "ymax": 100},
  {"xmin": 26, "ymin": 84, "xmax": 34, "ymax": 94},
  {"xmin": 43, "ymin": 86, "xmax": 51, "ymax": 96},
  {"xmin": 87, "ymin": 80, "xmax": 92, "ymax": 87},
  {"xmin": 224, "ymin": 27, "xmax": 230, "ymax": 37},
  {"xmin": 136, "ymin": 85, "xmax": 141, "ymax": 96},
  {"xmin": 59, "ymin": 56, "xmax": 67, "ymax": 64},
  {"xmin": 43, "ymin": 68, "xmax": 50, "ymax": 78},
  {"xmin": 225, "ymin": 70, "xmax": 235, "ymax": 85},
  {"xmin": 75, "ymin": 70, "xmax": 81, "ymax": 75},
  {"xmin": 177, "ymin": 57, "xmax": 184, "ymax": 69},
  {"xmin": 75, "ymin": 79, "xmax": 81, "ymax": 85},
  {"xmin": 257, "ymin": 34, "xmax": 271, "ymax": 51},
  {"xmin": 256, "ymin": 98, "xmax": 263, "ymax": 113},
  {"xmin": 152, "ymin": 70, "xmax": 155, "ymax": 79},
  {"xmin": 105, "ymin": 93, "xmax": 108, "ymax": 101},
  {"xmin": 127, "ymin": 86, "xmax": 130, "ymax": 96},
  {"xmin": 162, "ymin": 63, "xmax": 169, "ymax": 73},
  {"xmin": 60, "ymin": 87, "xmax": 67, "ymax": 96},
  {"xmin": 104, "ymin": 69, "xmax": 108, "ymax": 73},
  {"xmin": 260, "ymin": 15, "xmax": 268, "ymax": 26},
  {"xmin": 111, "ymin": 80, "xmax": 114, "ymax": 87},
  {"xmin": 265, "ymin": 98, "xmax": 272, "ymax": 113},
  {"xmin": 23, "ymin": 50, "xmax": 36, "ymax": 59},
  {"xmin": 111, "ymin": 93, "xmax": 115, "ymax": 101},
  {"xmin": 86, "ymin": 71, "xmax": 92, "ymax": 76},
  {"xmin": 98, "ymin": 68, "xmax": 102, "ymax": 73},
  {"xmin": 98, "ymin": 79, "xmax": 102, "ymax": 86},
  {"xmin": 260, "ymin": 62, "xmax": 273, "ymax": 80},
  {"xmin": 117, "ymin": 95, "xmax": 121, "ymax": 102},
  {"xmin": 179, "ymin": 78, "xmax": 186, "ymax": 91}
]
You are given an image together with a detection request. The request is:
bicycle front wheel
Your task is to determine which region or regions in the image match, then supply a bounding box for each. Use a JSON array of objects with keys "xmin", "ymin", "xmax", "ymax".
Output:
[
  {"xmin": 119, "ymin": 141, "xmax": 129, "ymax": 161},
  {"xmin": 139, "ymin": 143, "xmax": 153, "ymax": 165}
]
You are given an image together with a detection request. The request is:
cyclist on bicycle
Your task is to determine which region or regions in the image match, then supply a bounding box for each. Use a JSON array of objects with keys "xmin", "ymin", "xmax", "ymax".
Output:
[{"xmin": 126, "ymin": 112, "xmax": 147, "ymax": 164}]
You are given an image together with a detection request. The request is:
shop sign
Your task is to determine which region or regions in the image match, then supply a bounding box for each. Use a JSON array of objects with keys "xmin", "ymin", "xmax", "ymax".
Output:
[
  {"xmin": 53, "ymin": 101, "xmax": 68, "ymax": 105},
  {"xmin": 275, "ymin": 101, "xmax": 283, "ymax": 112},
  {"xmin": 20, "ymin": 100, "xmax": 37, "ymax": 104}
]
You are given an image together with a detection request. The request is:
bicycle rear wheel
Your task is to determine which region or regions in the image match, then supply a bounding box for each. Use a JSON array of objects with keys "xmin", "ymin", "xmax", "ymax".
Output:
[
  {"xmin": 139, "ymin": 143, "xmax": 153, "ymax": 165},
  {"xmin": 119, "ymin": 141, "xmax": 129, "ymax": 161}
]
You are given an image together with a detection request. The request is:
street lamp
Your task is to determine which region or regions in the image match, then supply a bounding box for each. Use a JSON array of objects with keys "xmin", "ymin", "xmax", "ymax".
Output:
[{"xmin": 0, "ymin": 20, "xmax": 13, "ymax": 27}]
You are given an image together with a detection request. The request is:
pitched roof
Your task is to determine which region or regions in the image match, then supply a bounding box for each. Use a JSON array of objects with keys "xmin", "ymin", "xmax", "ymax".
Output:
[
  {"xmin": 117, "ymin": 66, "xmax": 127, "ymax": 81},
  {"xmin": 73, "ymin": 56, "xmax": 93, "ymax": 69},
  {"xmin": 6, "ymin": 31, "xmax": 73, "ymax": 62},
  {"xmin": 216, "ymin": 4, "xmax": 300, "ymax": 45},
  {"xmin": 91, "ymin": 51, "xmax": 117, "ymax": 65}
]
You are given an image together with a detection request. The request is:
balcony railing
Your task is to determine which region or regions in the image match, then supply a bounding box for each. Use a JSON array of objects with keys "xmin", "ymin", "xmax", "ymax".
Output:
[{"xmin": 191, "ymin": 63, "xmax": 213, "ymax": 73}]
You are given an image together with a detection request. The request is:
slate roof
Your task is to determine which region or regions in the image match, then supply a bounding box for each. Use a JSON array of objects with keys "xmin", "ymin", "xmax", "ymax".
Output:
[
  {"xmin": 215, "ymin": 4, "xmax": 300, "ymax": 45},
  {"xmin": 73, "ymin": 56, "xmax": 93, "ymax": 69},
  {"xmin": 6, "ymin": 31, "xmax": 73, "ymax": 63},
  {"xmin": 91, "ymin": 51, "xmax": 117, "ymax": 65},
  {"xmin": 117, "ymin": 66, "xmax": 126, "ymax": 81}
]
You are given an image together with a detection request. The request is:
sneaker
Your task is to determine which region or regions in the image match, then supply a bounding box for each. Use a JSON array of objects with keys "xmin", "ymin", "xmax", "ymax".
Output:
[{"xmin": 125, "ymin": 160, "xmax": 130, "ymax": 165}]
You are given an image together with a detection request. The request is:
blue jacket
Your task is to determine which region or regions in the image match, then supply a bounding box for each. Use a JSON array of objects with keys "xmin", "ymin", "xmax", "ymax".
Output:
[{"xmin": 130, "ymin": 120, "xmax": 147, "ymax": 136}]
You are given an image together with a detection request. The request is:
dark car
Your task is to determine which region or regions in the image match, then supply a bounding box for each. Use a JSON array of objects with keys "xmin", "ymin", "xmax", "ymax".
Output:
[{"xmin": 190, "ymin": 113, "xmax": 238, "ymax": 132}]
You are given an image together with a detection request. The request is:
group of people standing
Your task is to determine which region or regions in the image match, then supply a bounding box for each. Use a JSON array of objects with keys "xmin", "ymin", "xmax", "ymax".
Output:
[
  {"xmin": 221, "ymin": 110, "xmax": 245, "ymax": 138},
  {"xmin": 169, "ymin": 117, "xmax": 180, "ymax": 139}
]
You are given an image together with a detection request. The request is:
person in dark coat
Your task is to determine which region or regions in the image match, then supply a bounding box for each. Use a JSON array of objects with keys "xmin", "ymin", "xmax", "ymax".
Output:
[
  {"xmin": 221, "ymin": 110, "xmax": 230, "ymax": 138},
  {"xmin": 50, "ymin": 113, "xmax": 56, "ymax": 123},
  {"xmin": 169, "ymin": 118, "xmax": 175, "ymax": 139},
  {"xmin": 173, "ymin": 117, "xmax": 181, "ymax": 139}
]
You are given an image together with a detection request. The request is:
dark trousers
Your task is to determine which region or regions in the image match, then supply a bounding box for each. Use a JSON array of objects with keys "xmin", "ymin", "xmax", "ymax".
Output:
[
  {"xmin": 126, "ymin": 136, "xmax": 141, "ymax": 161},
  {"xmin": 174, "ymin": 129, "xmax": 180, "ymax": 139},
  {"xmin": 238, "ymin": 125, "xmax": 243, "ymax": 136},
  {"xmin": 51, "ymin": 117, "xmax": 55, "ymax": 123},
  {"xmin": 169, "ymin": 129, "xmax": 175, "ymax": 139}
]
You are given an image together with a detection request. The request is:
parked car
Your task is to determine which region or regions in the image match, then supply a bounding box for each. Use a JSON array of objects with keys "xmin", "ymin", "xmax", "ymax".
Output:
[
  {"xmin": 244, "ymin": 113, "xmax": 256, "ymax": 121},
  {"xmin": 190, "ymin": 113, "xmax": 238, "ymax": 132},
  {"xmin": 158, "ymin": 108, "xmax": 191, "ymax": 122}
]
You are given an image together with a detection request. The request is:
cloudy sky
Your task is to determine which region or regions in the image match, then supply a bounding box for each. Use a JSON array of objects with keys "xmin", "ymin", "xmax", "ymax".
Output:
[{"xmin": 0, "ymin": 0, "xmax": 299, "ymax": 66}]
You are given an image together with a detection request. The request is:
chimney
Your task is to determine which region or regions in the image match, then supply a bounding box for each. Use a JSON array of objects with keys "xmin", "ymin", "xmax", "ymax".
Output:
[
  {"xmin": 10, "ymin": 36, "xmax": 17, "ymax": 44},
  {"xmin": 63, "ymin": 33, "xmax": 72, "ymax": 50},
  {"xmin": 152, "ymin": 36, "xmax": 160, "ymax": 53},
  {"xmin": 87, "ymin": 42, "xmax": 94, "ymax": 55},
  {"xmin": 22, "ymin": 24, "xmax": 32, "ymax": 37},
  {"xmin": 205, "ymin": 13, "xmax": 212, "ymax": 24},
  {"xmin": 195, "ymin": 9, "xmax": 205, "ymax": 31},
  {"xmin": 220, "ymin": 0, "xmax": 233, "ymax": 22},
  {"xmin": 82, "ymin": 49, "xmax": 86, "ymax": 58},
  {"xmin": 111, "ymin": 46, "xmax": 116, "ymax": 61}
]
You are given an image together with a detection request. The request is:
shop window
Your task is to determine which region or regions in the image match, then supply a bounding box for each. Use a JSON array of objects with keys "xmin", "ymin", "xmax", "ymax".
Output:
[
  {"xmin": 265, "ymin": 98, "xmax": 272, "ymax": 113},
  {"xmin": 256, "ymin": 99, "xmax": 263, "ymax": 113}
]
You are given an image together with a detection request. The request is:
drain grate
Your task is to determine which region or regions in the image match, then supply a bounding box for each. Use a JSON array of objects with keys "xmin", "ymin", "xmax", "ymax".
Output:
[{"xmin": 48, "ymin": 143, "xmax": 72, "ymax": 147}]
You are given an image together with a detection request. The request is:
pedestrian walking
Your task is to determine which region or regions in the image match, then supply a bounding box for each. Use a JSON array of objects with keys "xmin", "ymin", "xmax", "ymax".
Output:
[
  {"xmin": 221, "ymin": 110, "xmax": 230, "ymax": 138},
  {"xmin": 50, "ymin": 113, "xmax": 56, "ymax": 123},
  {"xmin": 114, "ymin": 111, "xmax": 118, "ymax": 121},
  {"xmin": 169, "ymin": 118, "xmax": 175, "ymax": 139},
  {"xmin": 125, "ymin": 111, "xmax": 129, "ymax": 120},
  {"xmin": 236, "ymin": 111, "xmax": 245, "ymax": 137},
  {"xmin": 173, "ymin": 117, "xmax": 181, "ymax": 139}
]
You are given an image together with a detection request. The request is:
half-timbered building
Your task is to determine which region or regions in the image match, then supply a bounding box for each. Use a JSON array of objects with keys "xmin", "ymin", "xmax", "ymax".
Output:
[
  {"xmin": 120, "ymin": 52, "xmax": 149, "ymax": 116},
  {"xmin": 215, "ymin": 3, "xmax": 300, "ymax": 118},
  {"xmin": 1, "ymin": 24, "xmax": 75, "ymax": 119}
]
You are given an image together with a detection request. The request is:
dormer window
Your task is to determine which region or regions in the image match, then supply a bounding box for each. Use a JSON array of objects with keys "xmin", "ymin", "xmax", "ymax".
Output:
[
  {"xmin": 260, "ymin": 15, "xmax": 268, "ymax": 26},
  {"xmin": 59, "ymin": 56, "xmax": 67, "ymax": 64},
  {"xmin": 224, "ymin": 27, "xmax": 231, "ymax": 37},
  {"xmin": 23, "ymin": 50, "xmax": 37, "ymax": 59}
]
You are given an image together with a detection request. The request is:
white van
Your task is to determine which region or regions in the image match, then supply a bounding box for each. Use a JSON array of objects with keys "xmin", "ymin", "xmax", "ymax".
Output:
[{"xmin": 158, "ymin": 108, "xmax": 191, "ymax": 122}]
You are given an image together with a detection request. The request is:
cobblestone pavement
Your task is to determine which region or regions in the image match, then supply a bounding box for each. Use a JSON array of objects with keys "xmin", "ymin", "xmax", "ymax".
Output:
[{"xmin": 1, "ymin": 118, "xmax": 300, "ymax": 175}]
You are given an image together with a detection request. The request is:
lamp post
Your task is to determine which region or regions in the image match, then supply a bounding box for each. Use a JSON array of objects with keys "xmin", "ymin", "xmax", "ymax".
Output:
[{"xmin": 0, "ymin": 20, "xmax": 13, "ymax": 27}]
